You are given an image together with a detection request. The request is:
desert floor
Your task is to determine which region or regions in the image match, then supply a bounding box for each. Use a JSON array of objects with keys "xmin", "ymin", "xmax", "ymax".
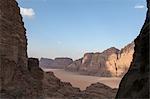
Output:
[{"xmin": 43, "ymin": 69, "xmax": 122, "ymax": 90}]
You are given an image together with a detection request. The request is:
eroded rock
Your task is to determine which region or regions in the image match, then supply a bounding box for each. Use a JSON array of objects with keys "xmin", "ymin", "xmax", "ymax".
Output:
[{"xmin": 66, "ymin": 43, "xmax": 134, "ymax": 77}]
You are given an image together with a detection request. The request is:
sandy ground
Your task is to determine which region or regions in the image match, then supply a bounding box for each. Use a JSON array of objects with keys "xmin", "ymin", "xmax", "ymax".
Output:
[{"xmin": 43, "ymin": 69, "xmax": 122, "ymax": 90}]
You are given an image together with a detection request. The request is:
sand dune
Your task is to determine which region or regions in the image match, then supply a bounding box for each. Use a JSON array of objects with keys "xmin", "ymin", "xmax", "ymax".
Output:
[{"xmin": 43, "ymin": 69, "xmax": 122, "ymax": 90}]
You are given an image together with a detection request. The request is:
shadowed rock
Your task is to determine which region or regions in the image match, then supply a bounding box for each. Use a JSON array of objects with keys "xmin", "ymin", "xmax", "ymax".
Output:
[{"xmin": 116, "ymin": 0, "xmax": 149, "ymax": 98}]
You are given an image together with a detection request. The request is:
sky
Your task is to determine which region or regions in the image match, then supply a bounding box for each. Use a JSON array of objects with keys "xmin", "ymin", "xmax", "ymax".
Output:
[{"xmin": 17, "ymin": 0, "xmax": 147, "ymax": 60}]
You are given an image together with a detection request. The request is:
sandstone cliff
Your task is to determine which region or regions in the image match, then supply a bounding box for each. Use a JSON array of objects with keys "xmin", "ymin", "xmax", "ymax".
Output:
[
  {"xmin": 40, "ymin": 57, "xmax": 73, "ymax": 69},
  {"xmin": 65, "ymin": 43, "xmax": 134, "ymax": 77},
  {"xmin": 116, "ymin": 0, "xmax": 149, "ymax": 98},
  {"xmin": 0, "ymin": 0, "xmax": 28, "ymax": 67},
  {"xmin": 116, "ymin": 42, "xmax": 135, "ymax": 76}
]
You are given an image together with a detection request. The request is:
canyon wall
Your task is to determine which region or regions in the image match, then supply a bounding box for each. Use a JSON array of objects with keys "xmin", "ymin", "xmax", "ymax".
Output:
[
  {"xmin": 116, "ymin": 0, "xmax": 149, "ymax": 98},
  {"xmin": 0, "ymin": 0, "xmax": 30, "ymax": 97},
  {"xmin": 0, "ymin": 0, "xmax": 28, "ymax": 66},
  {"xmin": 66, "ymin": 42, "xmax": 134, "ymax": 77}
]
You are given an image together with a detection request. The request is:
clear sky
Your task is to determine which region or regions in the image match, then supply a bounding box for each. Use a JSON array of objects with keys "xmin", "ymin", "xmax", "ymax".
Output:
[{"xmin": 17, "ymin": 0, "xmax": 147, "ymax": 60}]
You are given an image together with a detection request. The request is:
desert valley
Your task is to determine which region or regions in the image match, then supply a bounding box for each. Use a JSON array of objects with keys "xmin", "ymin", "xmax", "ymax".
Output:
[
  {"xmin": 40, "ymin": 42, "xmax": 134, "ymax": 90},
  {"xmin": 0, "ymin": 0, "xmax": 149, "ymax": 99}
]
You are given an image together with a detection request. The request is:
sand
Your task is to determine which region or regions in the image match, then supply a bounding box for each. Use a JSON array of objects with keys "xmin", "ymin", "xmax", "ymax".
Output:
[{"xmin": 43, "ymin": 69, "xmax": 122, "ymax": 90}]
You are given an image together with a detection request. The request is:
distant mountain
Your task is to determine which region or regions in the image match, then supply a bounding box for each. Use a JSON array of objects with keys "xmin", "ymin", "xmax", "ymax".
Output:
[
  {"xmin": 40, "ymin": 42, "xmax": 134, "ymax": 77},
  {"xmin": 65, "ymin": 42, "xmax": 134, "ymax": 77},
  {"xmin": 40, "ymin": 57, "xmax": 73, "ymax": 69}
]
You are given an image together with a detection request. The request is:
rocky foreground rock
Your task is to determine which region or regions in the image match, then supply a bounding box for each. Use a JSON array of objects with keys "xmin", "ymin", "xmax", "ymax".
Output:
[
  {"xmin": 66, "ymin": 42, "xmax": 134, "ymax": 77},
  {"xmin": 0, "ymin": 0, "xmax": 117, "ymax": 99},
  {"xmin": 116, "ymin": 0, "xmax": 149, "ymax": 98}
]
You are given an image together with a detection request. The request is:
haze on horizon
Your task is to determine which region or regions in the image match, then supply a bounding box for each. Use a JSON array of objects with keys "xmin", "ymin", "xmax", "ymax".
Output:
[{"xmin": 18, "ymin": 0, "xmax": 147, "ymax": 60}]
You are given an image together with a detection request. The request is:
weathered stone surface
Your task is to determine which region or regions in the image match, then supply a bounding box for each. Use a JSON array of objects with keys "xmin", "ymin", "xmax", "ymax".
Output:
[
  {"xmin": 116, "ymin": 42, "xmax": 135, "ymax": 76},
  {"xmin": 74, "ymin": 82, "xmax": 118, "ymax": 99},
  {"xmin": 0, "ymin": 0, "xmax": 27, "ymax": 67},
  {"xmin": 65, "ymin": 58, "xmax": 82, "ymax": 72},
  {"xmin": 42, "ymin": 71, "xmax": 81, "ymax": 98},
  {"xmin": 116, "ymin": 0, "xmax": 149, "ymax": 98},
  {"xmin": 66, "ymin": 44, "xmax": 134, "ymax": 77},
  {"xmin": 40, "ymin": 57, "xmax": 73, "ymax": 69},
  {"xmin": 28, "ymin": 58, "xmax": 44, "ymax": 80}
]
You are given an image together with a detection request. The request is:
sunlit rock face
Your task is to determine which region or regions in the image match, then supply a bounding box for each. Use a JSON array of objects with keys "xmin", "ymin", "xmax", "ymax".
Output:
[
  {"xmin": 80, "ymin": 48, "xmax": 120, "ymax": 76},
  {"xmin": 116, "ymin": 0, "xmax": 149, "ymax": 98},
  {"xmin": 66, "ymin": 44, "xmax": 134, "ymax": 77},
  {"xmin": 65, "ymin": 58, "xmax": 82, "ymax": 72},
  {"xmin": 115, "ymin": 42, "xmax": 135, "ymax": 76}
]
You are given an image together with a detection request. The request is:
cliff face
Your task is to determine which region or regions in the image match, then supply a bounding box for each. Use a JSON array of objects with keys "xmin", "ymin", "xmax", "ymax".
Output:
[
  {"xmin": 40, "ymin": 57, "xmax": 73, "ymax": 69},
  {"xmin": 0, "ymin": 0, "xmax": 29, "ymax": 97},
  {"xmin": 115, "ymin": 42, "xmax": 135, "ymax": 76},
  {"xmin": 0, "ymin": 0, "xmax": 27, "ymax": 66},
  {"xmin": 66, "ymin": 43, "xmax": 134, "ymax": 77},
  {"xmin": 116, "ymin": 0, "xmax": 149, "ymax": 98}
]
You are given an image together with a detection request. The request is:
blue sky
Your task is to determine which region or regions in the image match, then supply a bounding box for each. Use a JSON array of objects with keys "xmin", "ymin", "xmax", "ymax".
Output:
[{"xmin": 17, "ymin": 0, "xmax": 147, "ymax": 60}]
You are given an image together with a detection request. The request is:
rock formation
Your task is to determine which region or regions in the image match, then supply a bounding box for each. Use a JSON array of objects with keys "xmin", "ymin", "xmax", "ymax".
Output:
[
  {"xmin": 80, "ymin": 82, "xmax": 118, "ymax": 99},
  {"xmin": 116, "ymin": 42, "xmax": 135, "ymax": 76},
  {"xmin": 66, "ymin": 43, "xmax": 134, "ymax": 77},
  {"xmin": 0, "ymin": 0, "xmax": 117, "ymax": 98},
  {"xmin": 40, "ymin": 58, "xmax": 54, "ymax": 68},
  {"xmin": 28, "ymin": 58, "xmax": 44, "ymax": 79},
  {"xmin": 116, "ymin": 0, "xmax": 149, "ymax": 98},
  {"xmin": 40, "ymin": 57, "xmax": 73, "ymax": 69},
  {"xmin": 0, "ymin": 0, "xmax": 28, "ymax": 67}
]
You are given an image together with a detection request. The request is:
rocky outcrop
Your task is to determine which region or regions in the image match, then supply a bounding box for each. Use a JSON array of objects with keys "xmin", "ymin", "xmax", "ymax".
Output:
[
  {"xmin": 28, "ymin": 58, "xmax": 44, "ymax": 79},
  {"xmin": 40, "ymin": 57, "xmax": 73, "ymax": 69},
  {"xmin": 79, "ymin": 82, "xmax": 118, "ymax": 99},
  {"xmin": 116, "ymin": 0, "xmax": 149, "ymax": 98},
  {"xmin": 65, "ymin": 58, "xmax": 82, "ymax": 72},
  {"xmin": 66, "ymin": 43, "xmax": 134, "ymax": 77},
  {"xmin": 42, "ymin": 71, "xmax": 81, "ymax": 98}
]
